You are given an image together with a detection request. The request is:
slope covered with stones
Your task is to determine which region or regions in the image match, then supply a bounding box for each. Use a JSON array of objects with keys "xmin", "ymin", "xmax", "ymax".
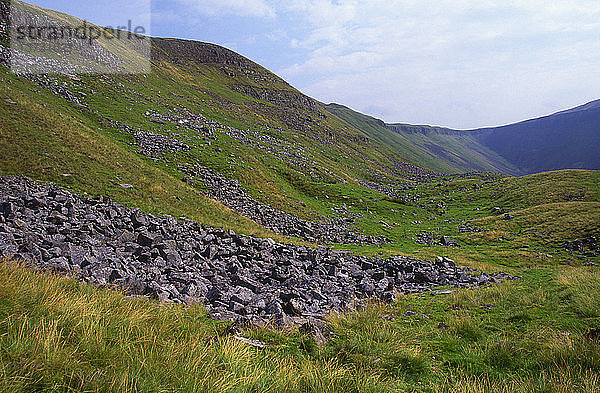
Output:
[{"xmin": 0, "ymin": 176, "xmax": 514, "ymax": 324}]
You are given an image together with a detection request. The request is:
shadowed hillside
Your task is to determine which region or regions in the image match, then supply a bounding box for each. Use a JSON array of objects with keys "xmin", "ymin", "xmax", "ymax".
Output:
[{"xmin": 387, "ymin": 100, "xmax": 600, "ymax": 175}]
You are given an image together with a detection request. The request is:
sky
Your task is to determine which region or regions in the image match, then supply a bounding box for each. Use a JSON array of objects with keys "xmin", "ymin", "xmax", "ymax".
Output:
[{"xmin": 27, "ymin": 0, "xmax": 600, "ymax": 129}]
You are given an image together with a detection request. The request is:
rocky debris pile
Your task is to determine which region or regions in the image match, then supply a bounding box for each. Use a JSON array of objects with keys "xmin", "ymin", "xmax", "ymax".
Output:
[
  {"xmin": 25, "ymin": 73, "xmax": 89, "ymax": 106},
  {"xmin": 179, "ymin": 164, "xmax": 388, "ymax": 245},
  {"xmin": 358, "ymin": 180, "xmax": 412, "ymax": 201},
  {"xmin": 143, "ymin": 109, "xmax": 217, "ymax": 141},
  {"xmin": 392, "ymin": 160, "xmax": 445, "ymax": 183},
  {"xmin": 415, "ymin": 231, "xmax": 458, "ymax": 247},
  {"xmin": 357, "ymin": 180, "xmax": 449, "ymax": 215},
  {"xmin": 7, "ymin": 47, "xmax": 95, "ymax": 76},
  {"xmin": 0, "ymin": 176, "xmax": 514, "ymax": 324},
  {"xmin": 96, "ymin": 115, "xmax": 192, "ymax": 162},
  {"xmin": 130, "ymin": 129, "xmax": 191, "ymax": 159},
  {"xmin": 232, "ymin": 84, "xmax": 323, "ymax": 114},
  {"xmin": 138, "ymin": 108, "xmax": 332, "ymax": 181},
  {"xmin": 3, "ymin": 4, "xmax": 126, "ymax": 74},
  {"xmin": 563, "ymin": 237, "xmax": 598, "ymax": 256},
  {"xmin": 459, "ymin": 223, "xmax": 483, "ymax": 233}
]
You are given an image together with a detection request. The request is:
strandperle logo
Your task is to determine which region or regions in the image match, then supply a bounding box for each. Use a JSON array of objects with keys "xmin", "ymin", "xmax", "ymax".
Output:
[
  {"xmin": 7, "ymin": 0, "xmax": 152, "ymax": 74},
  {"xmin": 13, "ymin": 20, "xmax": 147, "ymax": 45}
]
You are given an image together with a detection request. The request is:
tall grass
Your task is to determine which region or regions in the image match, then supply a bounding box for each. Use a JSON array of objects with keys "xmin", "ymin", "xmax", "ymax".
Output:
[
  {"xmin": 0, "ymin": 260, "xmax": 394, "ymax": 392},
  {"xmin": 435, "ymin": 368, "xmax": 600, "ymax": 393},
  {"xmin": 558, "ymin": 267, "xmax": 600, "ymax": 318}
]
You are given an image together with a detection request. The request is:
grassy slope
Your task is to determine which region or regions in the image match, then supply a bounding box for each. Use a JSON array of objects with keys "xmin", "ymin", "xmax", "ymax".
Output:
[
  {"xmin": 326, "ymin": 104, "xmax": 518, "ymax": 175},
  {"xmin": 0, "ymin": 4, "xmax": 599, "ymax": 391},
  {"xmin": 0, "ymin": 68, "xmax": 279, "ymax": 239}
]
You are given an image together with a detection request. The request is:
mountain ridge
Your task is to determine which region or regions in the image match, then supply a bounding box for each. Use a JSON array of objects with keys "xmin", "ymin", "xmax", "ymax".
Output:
[{"xmin": 381, "ymin": 99, "xmax": 600, "ymax": 175}]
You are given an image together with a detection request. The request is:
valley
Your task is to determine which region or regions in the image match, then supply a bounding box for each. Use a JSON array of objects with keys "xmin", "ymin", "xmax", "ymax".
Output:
[{"xmin": 0, "ymin": 1, "xmax": 599, "ymax": 392}]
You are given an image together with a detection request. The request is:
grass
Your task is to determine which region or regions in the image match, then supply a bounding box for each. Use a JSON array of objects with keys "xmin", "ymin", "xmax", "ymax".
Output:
[
  {"xmin": 0, "ymin": 69, "xmax": 281, "ymax": 240},
  {"xmin": 0, "ymin": 260, "xmax": 393, "ymax": 393},
  {"xmin": 496, "ymin": 170, "xmax": 600, "ymax": 208},
  {"xmin": 1, "ymin": 249, "xmax": 599, "ymax": 392},
  {"xmin": 1, "ymin": 6, "xmax": 600, "ymax": 391},
  {"xmin": 558, "ymin": 267, "xmax": 600, "ymax": 318}
]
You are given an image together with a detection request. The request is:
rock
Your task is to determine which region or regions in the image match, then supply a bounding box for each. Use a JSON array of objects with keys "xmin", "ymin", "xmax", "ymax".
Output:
[
  {"xmin": 440, "ymin": 236, "xmax": 456, "ymax": 246},
  {"xmin": 177, "ymin": 164, "xmax": 389, "ymax": 246},
  {"xmin": 164, "ymin": 250, "xmax": 182, "ymax": 266},
  {"xmin": 585, "ymin": 328, "xmax": 600, "ymax": 342},
  {"xmin": 233, "ymin": 336, "xmax": 267, "ymax": 348},
  {"xmin": 230, "ymin": 286, "xmax": 254, "ymax": 305},
  {"xmin": 431, "ymin": 289, "xmax": 456, "ymax": 295},
  {"xmin": 137, "ymin": 231, "xmax": 160, "ymax": 247},
  {"xmin": 206, "ymin": 286, "xmax": 221, "ymax": 302},
  {"xmin": 131, "ymin": 210, "xmax": 148, "ymax": 228},
  {"xmin": 0, "ymin": 201, "xmax": 14, "ymax": 216},
  {"xmin": 404, "ymin": 311, "xmax": 429, "ymax": 319},
  {"xmin": 0, "ymin": 176, "xmax": 514, "ymax": 325}
]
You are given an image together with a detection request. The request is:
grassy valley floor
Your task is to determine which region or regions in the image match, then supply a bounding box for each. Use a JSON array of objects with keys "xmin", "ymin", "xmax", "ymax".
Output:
[{"xmin": 1, "ymin": 170, "xmax": 599, "ymax": 392}]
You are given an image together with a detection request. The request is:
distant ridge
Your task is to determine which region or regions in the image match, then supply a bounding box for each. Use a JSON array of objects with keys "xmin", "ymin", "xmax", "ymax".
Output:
[{"xmin": 384, "ymin": 99, "xmax": 600, "ymax": 175}]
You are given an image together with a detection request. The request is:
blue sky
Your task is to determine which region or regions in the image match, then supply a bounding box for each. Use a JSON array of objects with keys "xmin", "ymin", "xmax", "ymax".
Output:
[{"xmin": 28, "ymin": 1, "xmax": 600, "ymax": 129}]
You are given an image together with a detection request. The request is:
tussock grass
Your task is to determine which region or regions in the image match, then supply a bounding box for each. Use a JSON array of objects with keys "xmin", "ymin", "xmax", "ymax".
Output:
[
  {"xmin": 435, "ymin": 368, "xmax": 600, "ymax": 393},
  {"xmin": 324, "ymin": 305, "xmax": 430, "ymax": 379},
  {"xmin": 0, "ymin": 260, "xmax": 394, "ymax": 392},
  {"xmin": 498, "ymin": 170, "xmax": 600, "ymax": 208},
  {"xmin": 558, "ymin": 267, "xmax": 600, "ymax": 318}
]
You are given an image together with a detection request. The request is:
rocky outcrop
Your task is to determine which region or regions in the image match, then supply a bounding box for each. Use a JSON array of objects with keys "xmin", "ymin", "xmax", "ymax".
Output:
[
  {"xmin": 0, "ymin": 176, "xmax": 514, "ymax": 324},
  {"xmin": 152, "ymin": 38, "xmax": 282, "ymax": 85},
  {"xmin": 3, "ymin": 3, "xmax": 131, "ymax": 74}
]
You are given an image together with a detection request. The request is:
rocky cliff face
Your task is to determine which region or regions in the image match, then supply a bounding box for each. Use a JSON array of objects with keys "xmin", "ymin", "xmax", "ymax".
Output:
[
  {"xmin": 152, "ymin": 38, "xmax": 283, "ymax": 85},
  {"xmin": 386, "ymin": 123, "xmax": 486, "ymax": 137}
]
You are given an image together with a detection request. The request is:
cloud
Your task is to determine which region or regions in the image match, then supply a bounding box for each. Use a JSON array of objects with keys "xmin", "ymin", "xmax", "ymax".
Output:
[
  {"xmin": 156, "ymin": 0, "xmax": 600, "ymax": 127},
  {"xmin": 177, "ymin": 0, "xmax": 276, "ymax": 18},
  {"xmin": 270, "ymin": 0, "xmax": 600, "ymax": 127}
]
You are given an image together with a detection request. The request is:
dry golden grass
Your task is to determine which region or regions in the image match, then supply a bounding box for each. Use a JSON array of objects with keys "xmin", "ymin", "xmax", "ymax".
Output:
[
  {"xmin": 0, "ymin": 259, "xmax": 397, "ymax": 392},
  {"xmin": 557, "ymin": 267, "xmax": 600, "ymax": 318},
  {"xmin": 435, "ymin": 368, "xmax": 600, "ymax": 393}
]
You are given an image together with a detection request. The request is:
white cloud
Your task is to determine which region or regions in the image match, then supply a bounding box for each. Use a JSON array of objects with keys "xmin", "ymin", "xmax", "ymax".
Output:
[
  {"xmin": 272, "ymin": 0, "xmax": 600, "ymax": 127},
  {"xmin": 177, "ymin": 0, "xmax": 276, "ymax": 18}
]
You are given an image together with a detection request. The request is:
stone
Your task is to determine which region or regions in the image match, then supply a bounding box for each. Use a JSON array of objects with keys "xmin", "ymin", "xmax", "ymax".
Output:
[
  {"xmin": 0, "ymin": 176, "xmax": 513, "ymax": 325},
  {"xmin": 299, "ymin": 320, "xmax": 328, "ymax": 345},
  {"xmin": 137, "ymin": 231, "xmax": 160, "ymax": 247},
  {"xmin": 230, "ymin": 286, "xmax": 254, "ymax": 305}
]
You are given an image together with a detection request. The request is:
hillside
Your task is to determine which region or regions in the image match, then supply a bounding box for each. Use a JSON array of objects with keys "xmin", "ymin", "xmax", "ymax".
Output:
[
  {"xmin": 0, "ymin": 0, "xmax": 437, "ymax": 243},
  {"xmin": 326, "ymin": 103, "xmax": 519, "ymax": 175},
  {"xmin": 387, "ymin": 100, "xmax": 600, "ymax": 175},
  {"xmin": 0, "ymin": 2, "xmax": 599, "ymax": 392}
]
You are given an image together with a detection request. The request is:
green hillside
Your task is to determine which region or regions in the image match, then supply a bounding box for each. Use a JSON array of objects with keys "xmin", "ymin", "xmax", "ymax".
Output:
[
  {"xmin": 326, "ymin": 103, "xmax": 519, "ymax": 175},
  {"xmin": 0, "ymin": 2, "xmax": 599, "ymax": 392}
]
